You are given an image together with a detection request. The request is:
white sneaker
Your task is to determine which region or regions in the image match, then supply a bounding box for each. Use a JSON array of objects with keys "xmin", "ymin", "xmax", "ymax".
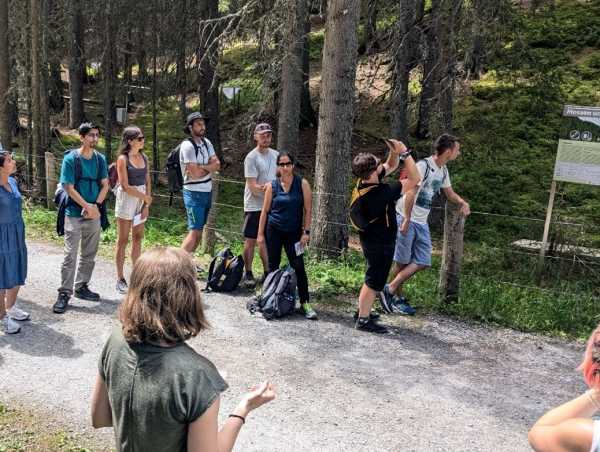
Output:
[
  {"xmin": 7, "ymin": 305, "xmax": 30, "ymax": 321},
  {"xmin": 1, "ymin": 315, "xmax": 21, "ymax": 334}
]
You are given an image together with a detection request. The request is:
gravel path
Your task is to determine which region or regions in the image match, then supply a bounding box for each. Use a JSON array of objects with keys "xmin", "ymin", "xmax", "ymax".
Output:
[{"xmin": 0, "ymin": 241, "xmax": 587, "ymax": 451}]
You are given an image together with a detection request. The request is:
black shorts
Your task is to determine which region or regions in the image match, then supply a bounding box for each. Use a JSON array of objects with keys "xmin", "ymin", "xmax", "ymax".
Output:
[
  {"xmin": 242, "ymin": 211, "xmax": 261, "ymax": 239},
  {"xmin": 361, "ymin": 239, "xmax": 395, "ymax": 292}
]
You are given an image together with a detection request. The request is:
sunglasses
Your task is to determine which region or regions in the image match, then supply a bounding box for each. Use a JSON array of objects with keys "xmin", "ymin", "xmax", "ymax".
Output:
[{"xmin": 277, "ymin": 161, "xmax": 293, "ymax": 167}]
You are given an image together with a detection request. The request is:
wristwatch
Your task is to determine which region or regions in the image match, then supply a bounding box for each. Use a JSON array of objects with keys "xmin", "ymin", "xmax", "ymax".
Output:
[{"xmin": 398, "ymin": 150, "xmax": 411, "ymax": 162}]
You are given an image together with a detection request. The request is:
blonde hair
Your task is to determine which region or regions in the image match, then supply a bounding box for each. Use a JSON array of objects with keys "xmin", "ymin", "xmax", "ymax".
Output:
[{"xmin": 119, "ymin": 247, "xmax": 208, "ymax": 344}]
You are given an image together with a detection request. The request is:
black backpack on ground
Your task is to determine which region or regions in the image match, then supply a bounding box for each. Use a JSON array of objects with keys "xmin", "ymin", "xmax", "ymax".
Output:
[
  {"xmin": 247, "ymin": 266, "xmax": 297, "ymax": 320},
  {"xmin": 205, "ymin": 248, "xmax": 244, "ymax": 292},
  {"xmin": 165, "ymin": 137, "xmax": 211, "ymax": 206}
]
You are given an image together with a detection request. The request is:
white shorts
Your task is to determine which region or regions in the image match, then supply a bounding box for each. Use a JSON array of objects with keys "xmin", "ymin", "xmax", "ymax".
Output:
[{"xmin": 115, "ymin": 185, "xmax": 146, "ymax": 220}]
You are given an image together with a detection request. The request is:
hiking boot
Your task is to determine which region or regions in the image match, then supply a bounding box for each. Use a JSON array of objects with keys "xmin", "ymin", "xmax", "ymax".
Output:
[
  {"xmin": 53, "ymin": 292, "xmax": 70, "ymax": 314},
  {"xmin": 379, "ymin": 284, "xmax": 396, "ymax": 314},
  {"xmin": 353, "ymin": 310, "xmax": 380, "ymax": 321},
  {"xmin": 355, "ymin": 317, "xmax": 389, "ymax": 334},
  {"xmin": 241, "ymin": 272, "xmax": 257, "ymax": 289},
  {"xmin": 116, "ymin": 278, "xmax": 128, "ymax": 295},
  {"xmin": 7, "ymin": 304, "xmax": 30, "ymax": 321},
  {"xmin": 74, "ymin": 284, "xmax": 100, "ymax": 301},
  {"xmin": 391, "ymin": 296, "xmax": 416, "ymax": 316},
  {"xmin": 1, "ymin": 315, "xmax": 20, "ymax": 334},
  {"xmin": 301, "ymin": 303, "xmax": 318, "ymax": 320}
]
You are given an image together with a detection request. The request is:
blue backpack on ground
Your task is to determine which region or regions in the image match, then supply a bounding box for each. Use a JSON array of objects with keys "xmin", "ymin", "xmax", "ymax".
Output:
[{"xmin": 247, "ymin": 266, "xmax": 297, "ymax": 320}]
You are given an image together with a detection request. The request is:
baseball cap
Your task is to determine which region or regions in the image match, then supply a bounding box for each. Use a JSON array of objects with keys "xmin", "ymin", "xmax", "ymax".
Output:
[{"xmin": 254, "ymin": 123, "xmax": 273, "ymax": 134}]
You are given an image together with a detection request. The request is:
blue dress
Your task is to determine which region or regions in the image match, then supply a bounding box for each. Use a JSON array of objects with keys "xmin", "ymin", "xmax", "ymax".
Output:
[{"xmin": 0, "ymin": 177, "xmax": 27, "ymax": 288}]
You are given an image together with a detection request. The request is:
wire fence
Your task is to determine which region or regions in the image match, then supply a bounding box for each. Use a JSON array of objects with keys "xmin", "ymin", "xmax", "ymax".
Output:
[{"xmin": 15, "ymin": 157, "xmax": 600, "ymax": 303}]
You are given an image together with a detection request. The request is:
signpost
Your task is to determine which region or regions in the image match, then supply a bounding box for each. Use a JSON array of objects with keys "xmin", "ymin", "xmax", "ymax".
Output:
[{"xmin": 538, "ymin": 105, "xmax": 600, "ymax": 277}]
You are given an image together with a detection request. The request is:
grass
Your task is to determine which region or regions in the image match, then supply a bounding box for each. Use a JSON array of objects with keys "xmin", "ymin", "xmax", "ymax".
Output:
[{"xmin": 0, "ymin": 403, "xmax": 104, "ymax": 452}]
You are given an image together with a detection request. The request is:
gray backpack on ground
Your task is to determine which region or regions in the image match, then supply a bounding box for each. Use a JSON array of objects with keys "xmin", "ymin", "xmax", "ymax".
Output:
[{"xmin": 247, "ymin": 266, "xmax": 297, "ymax": 320}]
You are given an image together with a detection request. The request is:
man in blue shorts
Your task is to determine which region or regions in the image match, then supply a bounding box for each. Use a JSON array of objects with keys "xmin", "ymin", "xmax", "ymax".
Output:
[
  {"xmin": 383, "ymin": 134, "xmax": 470, "ymax": 314},
  {"xmin": 180, "ymin": 112, "xmax": 221, "ymax": 254}
]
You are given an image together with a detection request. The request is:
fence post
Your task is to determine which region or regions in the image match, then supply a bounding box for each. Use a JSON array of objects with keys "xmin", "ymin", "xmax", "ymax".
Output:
[
  {"xmin": 201, "ymin": 177, "xmax": 220, "ymax": 256},
  {"xmin": 439, "ymin": 201, "xmax": 465, "ymax": 304},
  {"xmin": 44, "ymin": 152, "xmax": 56, "ymax": 209}
]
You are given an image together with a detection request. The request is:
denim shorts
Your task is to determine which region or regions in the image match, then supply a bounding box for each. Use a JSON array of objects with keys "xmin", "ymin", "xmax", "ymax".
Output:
[
  {"xmin": 182, "ymin": 190, "xmax": 212, "ymax": 230},
  {"xmin": 393, "ymin": 214, "xmax": 432, "ymax": 266}
]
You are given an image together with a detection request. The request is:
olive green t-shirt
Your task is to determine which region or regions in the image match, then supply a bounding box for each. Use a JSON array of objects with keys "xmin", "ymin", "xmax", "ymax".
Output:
[{"xmin": 99, "ymin": 327, "xmax": 228, "ymax": 452}]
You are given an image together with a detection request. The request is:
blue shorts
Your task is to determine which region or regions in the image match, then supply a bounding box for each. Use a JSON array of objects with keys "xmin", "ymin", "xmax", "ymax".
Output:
[
  {"xmin": 183, "ymin": 190, "xmax": 212, "ymax": 230},
  {"xmin": 393, "ymin": 214, "xmax": 432, "ymax": 266}
]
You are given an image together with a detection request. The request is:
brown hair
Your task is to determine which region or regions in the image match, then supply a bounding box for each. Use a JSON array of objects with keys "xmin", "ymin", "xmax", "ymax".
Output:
[
  {"xmin": 434, "ymin": 134, "xmax": 459, "ymax": 155},
  {"xmin": 119, "ymin": 247, "xmax": 209, "ymax": 344},
  {"xmin": 352, "ymin": 153, "xmax": 378, "ymax": 180},
  {"xmin": 117, "ymin": 126, "xmax": 143, "ymax": 156}
]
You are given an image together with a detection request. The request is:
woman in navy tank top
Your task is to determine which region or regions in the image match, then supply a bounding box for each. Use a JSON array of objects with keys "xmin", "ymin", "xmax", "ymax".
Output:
[{"xmin": 257, "ymin": 152, "xmax": 317, "ymax": 320}]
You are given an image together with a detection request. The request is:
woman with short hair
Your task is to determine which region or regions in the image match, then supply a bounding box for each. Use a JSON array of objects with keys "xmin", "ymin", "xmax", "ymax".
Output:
[
  {"xmin": 91, "ymin": 247, "xmax": 275, "ymax": 451},
  {"xmin": 0, "ymin": 146, "xmax": 29, "ymax": 334}
]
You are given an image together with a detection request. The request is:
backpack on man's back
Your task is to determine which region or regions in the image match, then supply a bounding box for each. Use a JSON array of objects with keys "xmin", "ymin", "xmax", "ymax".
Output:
[{"xmin": 165, "ymin": 137, "xmax": 210, "ymax": 206}]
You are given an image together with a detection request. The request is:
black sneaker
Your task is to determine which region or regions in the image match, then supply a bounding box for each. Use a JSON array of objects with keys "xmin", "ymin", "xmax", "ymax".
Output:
[
  {"xmin": 74, "ymin": 284, "xmax": 100, "ymax": 301},
  {"xmin": 353, "ymin": 310, "xmax": 381, "ymax": 321},
  {"xmin": 53, "ymin": 292, "xmax": 70, "ymax": 314},
  {"xmin": 379, "ymin": 284, "xmax": 395, "ymax": 314},
  {"xmin": 355, "ymin": 317, "xmax": 389, "ymax": 334},
  {"xmin": 241, "ymin": 272, "xmax": 257, "ymax": 289}
]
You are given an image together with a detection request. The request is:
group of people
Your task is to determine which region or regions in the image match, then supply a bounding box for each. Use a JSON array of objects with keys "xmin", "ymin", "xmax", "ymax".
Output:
[
  {"xmin": 0, "ymin": 110, "xmax": 472, "ymax": 334},
  {"xmin": 4, "ymin": 114, "xmax": 600, "ymax": 452}
]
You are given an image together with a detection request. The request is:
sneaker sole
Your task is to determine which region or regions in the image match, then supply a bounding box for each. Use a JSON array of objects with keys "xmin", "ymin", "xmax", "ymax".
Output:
[
  {"xmin": 379, "ymin": 292, "xmax": 394, "ymax": 314},
  {"xmin": 4, "ymin": 328, "xmax": 20, "ymax": 334},
  {"xmin": 8, "ymin": 315, "xmax": 30, "ymax": 321},
  {"xmin": 74, "ymin": 294, "xmax": 100, "ymax": 302}
]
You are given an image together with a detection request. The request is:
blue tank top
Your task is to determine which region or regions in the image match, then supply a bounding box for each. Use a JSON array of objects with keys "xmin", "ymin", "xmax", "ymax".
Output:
[{"xmin": 268, "ymin": 175, "xmax": 304, "ymax": 232}]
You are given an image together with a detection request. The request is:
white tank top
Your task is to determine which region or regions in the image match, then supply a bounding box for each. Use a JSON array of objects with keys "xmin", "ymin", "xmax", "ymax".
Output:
[{"xmin": 591, "ymin": 420, "xmax": 600, "ymax": 452}]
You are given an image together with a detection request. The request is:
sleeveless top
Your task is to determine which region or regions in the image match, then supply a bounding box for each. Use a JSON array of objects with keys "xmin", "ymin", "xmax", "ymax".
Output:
[
  {"xmin": 126, "ymin": 153, "xmax": 148, "ymax": 186},
  {"xmin": 268, "ymin": 175, "xmax": 304, "ymax": 232},
  {"xmin": 592, "ymin": 420, "xmax": 600, "ymax": 452}
]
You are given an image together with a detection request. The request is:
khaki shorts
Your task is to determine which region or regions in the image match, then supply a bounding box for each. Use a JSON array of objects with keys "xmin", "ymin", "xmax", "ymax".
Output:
[{"xmin": 115, "ymin": 185, "xmax": 146, "ymax": 220}]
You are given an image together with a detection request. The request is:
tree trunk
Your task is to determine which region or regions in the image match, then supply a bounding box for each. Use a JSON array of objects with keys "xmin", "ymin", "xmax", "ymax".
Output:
[
  {"xmin": 300, "ymin": 10, "xmax": 317, "ymax": 128},
  {"xmin": 68, "ymin": 0, "xmax": 84, "ymax": 128},
  {"xmin": 137, "ymin": 14, "xmax": 147, "ymax": 83},
  {"xmin": 277, "ymin": 0, "xmax": 308, "ymax": 154},
  {"xmin": 362, "ymin": 0, "xmax": 378, "ymax": 54},
  {"xmin": 176, "ymin": 0, "xmax": 188, "ymax": 123},
  {"xmin": 46, "ymin": 0, "xmax": 63, "ymax": 114},
  {"xmin": 0, "ymin": 0, "xmax": 11, "ymax": 149},
  {"xmin": 40, "ymin": 0, "xmax": 50, "ymax": 155},
  {"xmin": 103, "ymin": 0, "xmax": 116, "ymax": 162},
  {"xmin": 416, "ymin": 0, "xmax": 440, "ymax": 139},
  {"xmin": 312, "ymin": 0, "xmax": 361, "ymax": 257},
  {"xmin": 31, "ymin": 0, "xmax": 47, "ymax": 197},
  {"xmin": 390, "ymin": 0, "xmax": 421, "ymax": 141},
  {"xmin": 198, "ymin": 0, "xmax": 222, "ymax": 255}
]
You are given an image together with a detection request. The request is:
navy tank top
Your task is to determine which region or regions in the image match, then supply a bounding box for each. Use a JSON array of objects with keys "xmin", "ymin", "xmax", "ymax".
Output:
[{"xmin": 268, "ymin": 175, "xmax": 304, "ymax": 232}]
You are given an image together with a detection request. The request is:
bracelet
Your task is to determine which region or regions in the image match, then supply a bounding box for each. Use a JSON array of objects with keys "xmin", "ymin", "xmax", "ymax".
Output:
[{"xmin": 229, "ymin": 414, "xmax": 245, "ymax": 424}]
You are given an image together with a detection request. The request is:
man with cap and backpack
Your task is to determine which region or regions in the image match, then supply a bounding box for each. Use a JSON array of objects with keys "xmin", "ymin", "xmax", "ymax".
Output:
[{"xmin": 178, "ymin": 112, "xmax": 220, "ymax": 255}]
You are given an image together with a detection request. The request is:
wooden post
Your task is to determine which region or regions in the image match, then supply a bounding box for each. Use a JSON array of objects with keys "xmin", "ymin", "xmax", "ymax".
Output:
[
  {"xmin": 44, "ymin": 151, "xmax": 55, "ymax": 209},
  {"xmin": 201, "ymin": 177, "xmax": 219, "ymax": 256},
  {"xmin": 537, "ymin": 180, "xmax": 557, "ymax": 283},
  {"xmin": 439, "ymin": 201, "xmax": 465, "ymax": 304}
]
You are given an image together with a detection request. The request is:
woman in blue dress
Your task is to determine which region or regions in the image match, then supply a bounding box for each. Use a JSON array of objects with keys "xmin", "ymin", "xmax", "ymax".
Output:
[{"xmin": 0, "ymin": 147, "xmax": 29, "ymax": 334}]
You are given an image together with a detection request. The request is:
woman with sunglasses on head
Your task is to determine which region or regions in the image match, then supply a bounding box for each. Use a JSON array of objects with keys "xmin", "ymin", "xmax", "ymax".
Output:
[
  {"xmin": 0, "ymin": 145, "xmax": 29, "ymax": 334},
  {"xmin": 114, "ymin": 126, "xmax": 152, "ymax": 294},
  {"xmin": 257, "ymin": 152, "xmax": 317, "ymax": 320}
]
